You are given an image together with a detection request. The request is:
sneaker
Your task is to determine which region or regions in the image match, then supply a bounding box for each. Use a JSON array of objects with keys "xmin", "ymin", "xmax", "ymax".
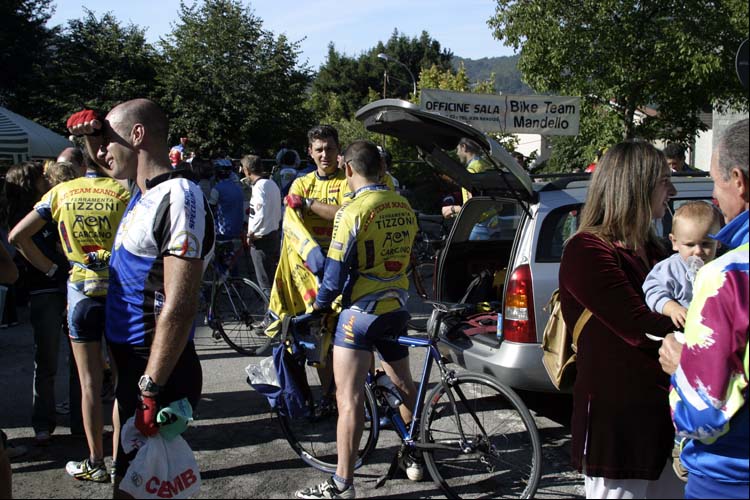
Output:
[
  {"xmin": 65, "ymin": 458, "xmax": 109, "ymax": 483},
  {"xmin": 34, "ymin": 431, "xmax": 51, "ymax": 446},
  {"xmin": 5, "ymin": 443, "xmax": 28, "ymax": 460},
  {"xmin": 295, "ymin": 478, "xmax": 355, "ymax": 499},
  {"xmin": 403, "ymin": 455, "xmax": 424, "ymax": 481}
]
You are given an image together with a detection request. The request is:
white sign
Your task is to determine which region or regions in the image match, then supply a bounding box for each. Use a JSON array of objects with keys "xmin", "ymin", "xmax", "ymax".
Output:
[{"xmin": 419, "ymin": 89, "xmax": 580, "ymax": 135}]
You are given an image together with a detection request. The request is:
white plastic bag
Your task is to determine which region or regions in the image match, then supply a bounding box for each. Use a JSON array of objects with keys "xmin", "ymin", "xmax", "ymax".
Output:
[
  {"xmin": 245, "ymin": 355, "xmax": 279, "ymax": 387},
  {"xmin": 120, "ymin": 417, "xmax": 201, "ymax": 499}
]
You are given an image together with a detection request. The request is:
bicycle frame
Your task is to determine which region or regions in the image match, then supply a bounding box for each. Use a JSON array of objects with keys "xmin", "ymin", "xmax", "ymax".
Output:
[{"xmin": 374, "ymin": 334, "xmax": 492, "ymax": 454}]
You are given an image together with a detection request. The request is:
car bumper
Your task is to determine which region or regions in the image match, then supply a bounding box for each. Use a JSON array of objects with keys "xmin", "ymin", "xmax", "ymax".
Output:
[{"xmin": 438, "ymin": 335, "xmax": 564, "ymax": 393}]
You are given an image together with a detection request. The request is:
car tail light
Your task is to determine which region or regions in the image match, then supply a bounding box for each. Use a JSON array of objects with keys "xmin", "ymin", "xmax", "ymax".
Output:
[{"xmin": 503, "ymin": 264, "xmax": 537, "ymax": 343}]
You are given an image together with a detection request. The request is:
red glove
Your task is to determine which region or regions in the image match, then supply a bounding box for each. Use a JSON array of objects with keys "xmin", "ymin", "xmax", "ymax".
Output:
[
  {"xmin": 285, "ymin": 194, "xmax": 304, "ymax": 209},
  {"xmin": 66, "ymin": 109, "xmax": 103, "ymax": 136},
  {"xmin": 135, "ymin": 394, "xmax": 160, "ymax": 437}
]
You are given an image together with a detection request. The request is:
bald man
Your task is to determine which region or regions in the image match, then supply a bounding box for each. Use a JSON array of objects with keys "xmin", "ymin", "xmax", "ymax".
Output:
[
  {"xmin": 68, "ymin": 100, "xmax": 215, "ymax": 496},
  {"xmin": 56, "ymin": 147, "xmax": 85, "ymax": 175}
]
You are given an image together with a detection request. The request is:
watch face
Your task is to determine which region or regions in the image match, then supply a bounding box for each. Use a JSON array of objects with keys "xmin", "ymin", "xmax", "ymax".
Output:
[{"xmin": 138, "ymin": 375, "xmax": 153, "ymax": 392}]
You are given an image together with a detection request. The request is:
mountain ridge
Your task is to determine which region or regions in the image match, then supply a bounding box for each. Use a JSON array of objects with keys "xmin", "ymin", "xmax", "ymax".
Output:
[{"xmin": 452, "ymin": 54, "xmax": 534, "ymax": 95}]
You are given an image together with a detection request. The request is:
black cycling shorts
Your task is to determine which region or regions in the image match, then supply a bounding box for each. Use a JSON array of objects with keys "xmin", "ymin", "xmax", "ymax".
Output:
[{"xmin": 110, "ymin": 341, "xmax": 202, "ymax": 477}]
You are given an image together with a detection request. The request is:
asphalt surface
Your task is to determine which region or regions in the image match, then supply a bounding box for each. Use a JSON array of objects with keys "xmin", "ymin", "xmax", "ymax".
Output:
[{"xmin": 1, "ymin": 303, "xmax": 584, "ymax": 499}]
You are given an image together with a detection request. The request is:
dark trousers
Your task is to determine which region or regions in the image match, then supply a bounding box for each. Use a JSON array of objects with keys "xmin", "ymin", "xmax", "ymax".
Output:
[
  {"xmin": 250, "ymin": 230, "xmax": 280, "ymax": 296},
  {"xmin": 30, "ymin": 292, "xmax": 66, "ymax": 434}
]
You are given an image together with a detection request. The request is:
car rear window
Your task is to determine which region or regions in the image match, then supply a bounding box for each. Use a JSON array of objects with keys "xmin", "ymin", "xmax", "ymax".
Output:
[
  {"xmin": 464, "ymin": 201, "xmax": 523, "ymax": 242},
  {"xmin": 536, "ymin": 197, "xmax": 715, "ymax": 263}
]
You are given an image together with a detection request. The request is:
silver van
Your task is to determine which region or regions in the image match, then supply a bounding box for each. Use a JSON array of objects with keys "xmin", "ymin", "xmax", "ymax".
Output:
[{"xmin": 357, "ymin": 99, "xmax": 715, "ymax": 393}]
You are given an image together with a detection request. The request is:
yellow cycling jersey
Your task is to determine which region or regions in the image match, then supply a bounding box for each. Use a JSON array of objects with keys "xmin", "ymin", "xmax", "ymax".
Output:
[
  {"xmin": 288, "ymin": 169, "xmax": 353, "ymax": 252},
  {"xmin": 461, "ymin": 157, "xmax": 490, "ymax": 203},
  {"xmin": 317, "ymin": 185, "xmax": 417, "ymax": 315},
  {"xmin": 34, "ymin": 173, "xmax": 130, "ymax": 296}
]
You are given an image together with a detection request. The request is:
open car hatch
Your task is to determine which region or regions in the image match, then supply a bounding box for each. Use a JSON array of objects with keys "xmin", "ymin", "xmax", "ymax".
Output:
[{"xmin": 355, "ymin": 99, "xmax": 534, "ymax": 202}]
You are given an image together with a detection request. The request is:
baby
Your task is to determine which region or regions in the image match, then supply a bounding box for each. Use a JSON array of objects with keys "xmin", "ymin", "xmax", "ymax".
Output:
[{"xmin": 644, "ymin": 200, "xmax": 722, "ymax": 328}]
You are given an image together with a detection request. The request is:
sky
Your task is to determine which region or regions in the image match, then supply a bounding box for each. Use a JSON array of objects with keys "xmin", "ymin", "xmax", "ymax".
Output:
[{"xmin": 46, "ymin": 0, "xmax": 517, "ymax": 69}]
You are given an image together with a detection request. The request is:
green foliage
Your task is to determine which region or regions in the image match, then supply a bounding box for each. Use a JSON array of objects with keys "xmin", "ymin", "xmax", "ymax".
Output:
[
  {"xmin": 489, "ymin": 0, "xmax": 749, "ymax": 142},
  {"xmin": 35, "ymin": 9, "xmax": 160, "ymax": 132},
  {"xmin": 544, "ymin": 99, "xmax": 623, "ymax": 172},
  {"xmin": 158, "ymin": 0, "xmax": 313, "ymax": 156},
  {"xmin": 309, "ymin": 30, "xmax": 453, "ymax": 121},
  {"xmin": 0, "ymin": 0, "xmax": 56, "ymax": 110}
]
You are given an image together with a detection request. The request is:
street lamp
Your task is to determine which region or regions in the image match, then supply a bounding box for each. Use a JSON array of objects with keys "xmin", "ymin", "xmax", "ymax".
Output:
[{"xmin": 377, "ymin": 52, "xmax": 417, "ymax": 97}]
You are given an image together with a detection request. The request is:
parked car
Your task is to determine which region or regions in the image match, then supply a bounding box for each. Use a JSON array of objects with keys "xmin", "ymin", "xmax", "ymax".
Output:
[{"xmin": 356, "ymin": 99, "xmax": 715, "ymax": 393}]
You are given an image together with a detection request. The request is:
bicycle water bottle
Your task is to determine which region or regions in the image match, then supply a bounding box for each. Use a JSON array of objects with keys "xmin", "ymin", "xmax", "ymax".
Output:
[{"xmin": 374, "ymin": 370, "xmax": 402, "ymax": 408}]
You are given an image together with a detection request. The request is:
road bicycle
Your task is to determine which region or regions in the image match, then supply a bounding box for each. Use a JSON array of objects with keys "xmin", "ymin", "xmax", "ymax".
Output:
[
  {"xmin": 201, "ymin": 239, "xmax": 272, "ymax": 356},
  {"xmin": 276, "ymin": 303, "xmax": 542, "ymax": 499}
]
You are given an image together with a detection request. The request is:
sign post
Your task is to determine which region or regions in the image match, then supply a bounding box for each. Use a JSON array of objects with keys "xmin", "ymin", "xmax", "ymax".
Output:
[{"xmin": 419, "ymin": 89, "xmax": 581, "ymax": 136}]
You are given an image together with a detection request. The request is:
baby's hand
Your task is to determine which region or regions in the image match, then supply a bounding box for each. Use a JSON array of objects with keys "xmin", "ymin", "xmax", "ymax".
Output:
[{"xmin": 662, "ymin": 301, "xmax": 688, "ymax": 329}]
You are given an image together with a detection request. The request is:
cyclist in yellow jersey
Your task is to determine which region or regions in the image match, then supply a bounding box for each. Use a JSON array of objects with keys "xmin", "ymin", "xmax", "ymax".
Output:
[
  {"xmin": 295, "ymin": 141, "xmax": 419, "ymax": 500},
  {"xmin": 285, "ymin": 125, "xmax": 352, "ymax": 253},
  {"xmin": 10, "ymin": 162, "xmax": 129, "ymax": 483},
  {"xmin": 441, "ymin": 137, "xmax": 490, "ymax": 219}
]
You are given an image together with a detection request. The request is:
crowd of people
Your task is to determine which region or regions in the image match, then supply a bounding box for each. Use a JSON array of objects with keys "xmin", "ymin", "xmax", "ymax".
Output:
[{"xmin": 0, "ymin": 97, "xmax": 747, "ymax": 500}]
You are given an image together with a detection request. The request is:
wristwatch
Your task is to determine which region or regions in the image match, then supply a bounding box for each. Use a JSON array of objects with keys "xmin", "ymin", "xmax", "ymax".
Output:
[
  {"xmin": 138, "ymin": 374, "xmax": 161, "ymax": 395},
  {"xmin": 45, "ymin": 263, "xmax": 58, "ymax": 278}
]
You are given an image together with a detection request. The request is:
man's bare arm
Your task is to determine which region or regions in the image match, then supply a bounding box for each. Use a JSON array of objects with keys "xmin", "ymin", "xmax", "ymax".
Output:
[
  {"xmin": 308, "ymin": 199, "xmax": 340, "ymax": 221},
  {"xmin": 144, "ymin": 256, "xmax": 204, "ymax": 386}
]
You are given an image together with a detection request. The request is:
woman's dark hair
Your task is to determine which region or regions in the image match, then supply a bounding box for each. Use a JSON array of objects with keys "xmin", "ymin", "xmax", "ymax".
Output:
[{"xmin": 1, "ymin": 162, "xmax": 46, "ymax": 228}]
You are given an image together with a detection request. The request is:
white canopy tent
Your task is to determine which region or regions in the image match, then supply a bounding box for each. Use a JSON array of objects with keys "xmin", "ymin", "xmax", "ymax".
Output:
[{"xmin": 0, "ymin": 106, "xmax": 72, "ymax": 164}]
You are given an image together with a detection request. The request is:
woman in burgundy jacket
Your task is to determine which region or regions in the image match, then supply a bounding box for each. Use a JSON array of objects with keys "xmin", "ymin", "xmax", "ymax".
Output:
[{"xmin": 559, "ymin": 141, "xmax": 685, "ymax": 499}]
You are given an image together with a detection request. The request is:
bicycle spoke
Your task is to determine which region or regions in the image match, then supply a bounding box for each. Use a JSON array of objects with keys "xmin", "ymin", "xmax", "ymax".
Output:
[
  {"xmin": 421, "ymin": 374, "xmax": 541, "ymax": 499},
  {"xmin": 213, "ymin": 278, "xmax": 271, "ymax": 355}
]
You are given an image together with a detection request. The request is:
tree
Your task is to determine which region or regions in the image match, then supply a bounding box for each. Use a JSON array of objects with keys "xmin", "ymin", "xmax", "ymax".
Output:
[
  {"xmin": 309, "ymin": 30, "xmax": 454, "ymax": 121},
  {"xmin": 158, "ymin": 0, "xmax": 313, "ymax": 156},
  {"xmin": 33, "ymin": 9, "xmax": 160, "ymax": 133},
  {"xmin": 0, "ymin": 0, "xmax": 56, "ymax": 110},
  {"xmin": 489, "ymin": 0, "xmax": 749, "ymax": 142}
]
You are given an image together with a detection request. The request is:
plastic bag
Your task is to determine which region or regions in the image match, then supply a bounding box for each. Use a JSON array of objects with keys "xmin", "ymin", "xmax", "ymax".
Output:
[
  {"xmin": 157, "ymin": 398, "xmax": 194, "ymax": 442},
  {"xmin": 120, "ymin": 416, "xmax": 201, "ymax": 499},
  {"xmin": 245, "ymin": 355, "xmax": 279, "ymax": 388},
  {"xmin": 246, "ymin": 344, "xmax": 312, "ymax": 418}
]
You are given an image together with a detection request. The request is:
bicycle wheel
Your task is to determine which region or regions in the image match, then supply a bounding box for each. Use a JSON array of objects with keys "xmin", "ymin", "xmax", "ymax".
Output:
[
  {"xmin": 278, "ymin": 363, "xmax": 380, "ymax": 474},
  {"xmin": 408, "ymin": 261, "xmax": 436, "ymax": 331},
  {"xmin": 420, "ymin": 372, "xmax": 542, "ymax": 499},
  {"xmin": 212, "ymin": 278, "xmax": 272, "ymax": 356}
]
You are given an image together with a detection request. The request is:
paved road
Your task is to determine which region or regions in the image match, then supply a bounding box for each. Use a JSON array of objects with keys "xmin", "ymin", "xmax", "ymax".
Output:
[{"xmin": 1, "ymin": 305, "xmax": 584, "ymax": 498}]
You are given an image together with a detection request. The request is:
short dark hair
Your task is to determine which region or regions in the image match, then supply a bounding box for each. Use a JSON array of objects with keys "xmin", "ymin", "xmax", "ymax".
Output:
[
  {"xmin": 280, "ymin": 150, "xmax": 298, "ymax": 167},
  {"xmin": 343, "ymin": 140, "xmax": 381, "ymax": 181},
  {"xmin": 663, "ymin": 143, "xmax": 686, "ymax": 160},
  {"xmin": 458, "ymin": 137, "xmax": 482, "ymax": 154},
  {"xmin": 307, "ymin": 125, "xmax": 339, "ymax": 147}
]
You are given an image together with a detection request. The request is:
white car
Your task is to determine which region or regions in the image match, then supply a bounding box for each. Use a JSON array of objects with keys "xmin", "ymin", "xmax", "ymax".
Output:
[{"xmin": 357, "ymin": 99, "xmax": 715, "ymax": 393}]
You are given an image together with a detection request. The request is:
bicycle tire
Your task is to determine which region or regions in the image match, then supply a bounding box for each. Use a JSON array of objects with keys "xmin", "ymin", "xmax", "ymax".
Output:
[
  {"xmin": 278, "ymin": 365, "xmax": 379, "ymax": 474},
  {"xmin": 420, "ymin": 372, "xmax": 542, "ymax": 499},
  {"xmin": 408, "ymin": 261, "xmax": 436, "ymax": 331},
  {"xmin": 212, "ymin": 278, "xmax": 272, "ymax": 356}
]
